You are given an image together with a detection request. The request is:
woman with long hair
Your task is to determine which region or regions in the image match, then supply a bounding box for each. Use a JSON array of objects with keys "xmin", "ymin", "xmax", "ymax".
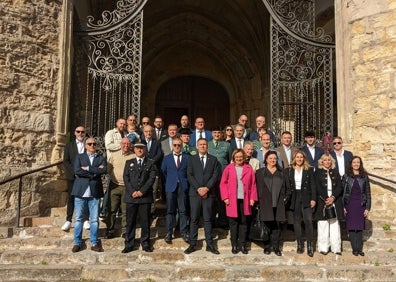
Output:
[
  {"xmin": 224, "ymin": 125, "xmax": 234, "ymax": 143},
  {"xmin": 343, "ymin": 156, "xmax": 371, "ymax": 256},
  {"xmin": 285, "ymin": 150, "xmax": 316, "ymax": 257},
  {"xmin": 314, "ymin": 154, "xmax": 343, "ymax": 255},
  {"xmin": 220, "ymin": 149, "xmax": 258, "ymax": 254},
  {"xmin": 256, "ymin": 151, "xmax": 289, "ymax": 256}
]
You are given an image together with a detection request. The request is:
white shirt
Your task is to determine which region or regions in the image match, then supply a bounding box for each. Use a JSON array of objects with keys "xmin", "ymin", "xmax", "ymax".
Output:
[
  {"xmin": 326, "ymin": 172, "xmax": 332, "ymax": 197},
  {"xmin": 308, "ymin": 145, "xmax": 316, "ymax": 160},
  {"xmin": 294, "ymin": 169, "xmax": 303, "ymax": 190},
  {"xmin": 199, "ymin": 154, "xmax": 207, "ymax": 167},
  {"xmin": 82, "ymin": 153, "xmax": 96, "ymax": 198},
  {"xmin": 196, "ymin": 130, "xmax": 206, "ymax": 143},
  {"xmin": 283, "ymin": 145, "xmax": 292, "ymax": 165},
  {"xmin": 335, "ymin": 149, "xmax": 345, "ymax": 176},
  {"xmin": 76, "ymin": 140, "xmax": 85, "ymax": 154}
]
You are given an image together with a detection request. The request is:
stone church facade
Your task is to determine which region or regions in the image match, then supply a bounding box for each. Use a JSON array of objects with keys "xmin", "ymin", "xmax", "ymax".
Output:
[{"xmin": 0, "ymin": 0, "xmax": 394, "ymax": 225}]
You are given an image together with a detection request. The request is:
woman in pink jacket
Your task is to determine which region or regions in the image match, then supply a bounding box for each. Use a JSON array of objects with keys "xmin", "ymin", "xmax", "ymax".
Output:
[{"xmin": 220, "ymin": 149, "xmax": 258, "ymax": 254}]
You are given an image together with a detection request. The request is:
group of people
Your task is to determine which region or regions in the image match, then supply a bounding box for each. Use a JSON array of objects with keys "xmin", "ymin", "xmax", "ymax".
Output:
[{"xmin": 62, "ymin": 114, "xmax": 371, "ymax": 257}]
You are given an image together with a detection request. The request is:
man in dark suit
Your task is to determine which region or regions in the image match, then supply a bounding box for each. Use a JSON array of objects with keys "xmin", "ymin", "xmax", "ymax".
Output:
[
  {"xmin": 232, "ymin": 114, "xmax": 252, "ymax": 140},
  {"xmin": 122, "ymin": 142, "xmax": 157, "ymax": 253},
  {"xmin": 230, "ymin": 124, "xmax": 247, "ymax": 151},
  {"xmin": 161, "ymin": 137, "xmax": 190, "ymax": 243},
  {"xmin": 249, "ymin": 115, "xmax": 276, "ymax": 145},
  {"xmin": 141, "ymin": 124, "xmax": 163, "ymax": 215},
  {"xmin": 330, "ymin": 136, "xmax": 353, "ymax": 177},
  {"xmin": 184, "ymin": 138, "xmax": 221, "ymax": 255},
  {"xmin": 300, "ymin": 130, "xmax": 324, "ymax": 170},
  {"xmin": 71, "ymin": 137, "xmax": 107, "ymax": 253},
  {"xmin": 62, "ymin": 125, "xmax": 86, "ymax": 231},
  {"xmin": 153, "ymin": 115, "xmax": 168, "ymax": 141},
  {"xmin": 189, "ymin": 117, "xmax": 212, "ymax": 147}
]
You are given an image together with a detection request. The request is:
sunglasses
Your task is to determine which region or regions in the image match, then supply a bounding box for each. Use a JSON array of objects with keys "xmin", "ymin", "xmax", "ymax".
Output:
[
  {"xmin": 75, "ymin": 130, "xmax": 85, "ymax": 134},
  {"xmin": 333, "ymin": 142, "xmax": 342, "ymax": 145},
  {"xmin": 142, "ymin": 122, "xmax": 149, "ymax": 125},
  {"xmin": 173, "ymin": 144, "xmax": 182, "ymax": 147},
  {"xmin": 86, "ymin": 143, "xmax": 97, "ymax": 146},
  {"xmin": 226, "ymin": 128, "xmax": 232, "ymax": 131}
]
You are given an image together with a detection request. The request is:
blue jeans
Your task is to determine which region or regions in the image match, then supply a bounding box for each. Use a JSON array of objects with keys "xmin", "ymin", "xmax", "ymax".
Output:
[{"xmin": 74, "ymin": 197, "xmax": 100, "ymax": 246}]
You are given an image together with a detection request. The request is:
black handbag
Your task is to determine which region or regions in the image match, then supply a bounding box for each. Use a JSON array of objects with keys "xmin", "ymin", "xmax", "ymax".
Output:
[{"xmin": 250, "ymin": 207, "xmax": 270, "ymax": 241}]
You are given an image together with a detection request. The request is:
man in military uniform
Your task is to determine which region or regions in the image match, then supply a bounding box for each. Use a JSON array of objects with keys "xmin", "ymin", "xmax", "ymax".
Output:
[{"xmin": 179, "ymin": 128, "xmax": 197, "ymax": 155}]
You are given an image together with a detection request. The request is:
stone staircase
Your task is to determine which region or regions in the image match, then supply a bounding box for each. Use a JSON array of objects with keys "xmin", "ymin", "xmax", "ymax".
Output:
[{"xmin": 0, "ymin": 205, "xmax": 395, "ymax": 282}]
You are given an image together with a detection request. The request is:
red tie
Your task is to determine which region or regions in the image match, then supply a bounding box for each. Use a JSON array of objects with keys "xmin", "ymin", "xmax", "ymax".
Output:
[{"xmin": 176, "ymin": 154, "xmax": 181, "ymax": 168}]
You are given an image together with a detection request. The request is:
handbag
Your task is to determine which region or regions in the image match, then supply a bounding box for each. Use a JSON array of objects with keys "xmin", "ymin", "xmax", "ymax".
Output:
[
  {"xmin": 323, "ymin": 204, "xmax": 337, "ymax": 219},
  {"xmin": 250, "ymin": 206, "xmax": 270, "ymax": 241}
]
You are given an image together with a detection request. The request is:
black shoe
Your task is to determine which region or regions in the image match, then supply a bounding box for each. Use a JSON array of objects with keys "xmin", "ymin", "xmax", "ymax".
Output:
[
  {"xmin": 121, "ymin": 247, "xmax": 134, "ymax": 254},
  {"xmin": 335, "ymin": 252, "xmax": 342, "ymax": 255},
  {"xmin": 263, "ymin": 248, "xmax": 271, "ymax": 255},
  {"xmin": 181, "ymin": 233, "xmax": 190, "ymax": 243},
  {"xmin": 359, "ymin": 251, "xmax": 365, "ymax": 256},
  {"xmin": 352, "ymin": 251, "xmax": 359, "ymax": 256},
  {"xmin": 105, "ymin": 231, "xmax": 114, "ymax": 239},
  {"xmin": 164, "ymin": 233, "xmax": 172, "ymax": 243},
  {"xmin": 241, "ymin": 245, "xmax": 248, "ymax": 255},
  {"xmin": 184, "ymin": 245, "xmax": 196, "ymax": 254},
  {"xmin": 206, "ymin": 245, "xmax": 220, "ymax": 255},
  {"xmin": 274, "ymin": 249, "xmax": 282, "ymax": 256},
  {"xmin": 142, "ymin": 246, "xmax": 153, "ymax": 252},
  {"xmin": 231, "ymin": 246, "xmax": 239, "ymax": 254}
]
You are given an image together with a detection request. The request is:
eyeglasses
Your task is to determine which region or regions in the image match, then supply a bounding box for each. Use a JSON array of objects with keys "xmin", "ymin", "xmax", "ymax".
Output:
[
  {"xmin": 173, "ymin": 144, "xmax": 182, "ymax": 147},
  {"xmin": 226, "ymin": 128, "xmax": 232, "ymax": 131},
  {"xmin": 86, "ymin": 143, "xmax": 97, "ymax": 146},
  {"xmin": 142, "ymin": 122, "xmax": 149, "ymax": 125},
  {"xmin": 75, "ymin": 130, "xmax": 85, "ymax": 134},
  {"xmin": 333, "ymin": 142, "xmax": 342, "ymax": 145}
]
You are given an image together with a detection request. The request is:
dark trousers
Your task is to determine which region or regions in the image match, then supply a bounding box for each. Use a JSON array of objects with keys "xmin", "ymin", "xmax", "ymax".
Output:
[
  {"xmin": 349, "ymin": 230, "xmax": 363, "ymax": 252},
  {"xmin": 125, "ymin": 202, "xmax": 151, "ymax": 249},
  {"xmin": 189, "ymin": 195, "xmax": 214, "ymax": 246},
  {"xmin": 166, "ymin": 184, "xmax": 189, "ymax": 235},
  {"xmin": 106, "ymin": 182, "xmax": 126, "ymax": 232},
  {"xmin": 228, "ymin": 199, "xmax": 250, "ymax": 247},
  {"xmin": 66, "ymin": 179, "xmax": 75, "ymax": 222},
  {"xmin": 293, "ymin": 191, "xmax": 314, "ymax": 241},
  {"xmin": 213, "ymin": 183, "xmax": 228, "ymax": 227},
  {"xmin": 264, "ymin": 208, "xmax": 281, "ymax": 249}
]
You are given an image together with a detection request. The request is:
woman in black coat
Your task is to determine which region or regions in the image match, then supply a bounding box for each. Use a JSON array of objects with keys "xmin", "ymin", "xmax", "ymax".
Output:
[
  {"xmin": 285, "ymin": 150, "xmax": 316, "ymax": 257},
  {"xmin": 256, "ymin": 151, "xmax": 290, "ymax": 256},
  {"xmin": 314, "ymin": 154, "xmax": 343, "ymax": 255},
  {"xmin": 342, "ymin": 156, "xmax": 371, "ymax": 256}
]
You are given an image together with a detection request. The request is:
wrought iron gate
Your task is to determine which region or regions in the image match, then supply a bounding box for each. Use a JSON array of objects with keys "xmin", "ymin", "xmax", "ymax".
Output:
[
  {"xmin": 263, "ymin": 0, "xmax": 335, "ymax": 145},
  {"xmin": 72, "ymin": 0, "xmax": 147, "ymax": 151}
]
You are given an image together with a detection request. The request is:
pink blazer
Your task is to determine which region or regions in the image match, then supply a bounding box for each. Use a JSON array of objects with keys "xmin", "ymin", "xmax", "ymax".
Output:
[{"xmin": 220, "ymin": 163, "xmax": 258, "ymax": 218}]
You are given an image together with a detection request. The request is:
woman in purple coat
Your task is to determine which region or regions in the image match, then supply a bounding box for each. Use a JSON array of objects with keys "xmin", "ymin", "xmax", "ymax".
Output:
[
  {"xmin": 220, "ymin": 149, "xmax": 258, "ymax": 254},
  {"xmin": 342, "ymin": 156, "xmax": 371, "ymax": 256}
]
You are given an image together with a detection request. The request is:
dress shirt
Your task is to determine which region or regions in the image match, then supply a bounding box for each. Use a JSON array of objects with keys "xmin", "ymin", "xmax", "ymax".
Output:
[
  {"xmin": 76, "ymin": 140, "xmax": 85, "ymax": 154},
  {"xmin": 308, "ymin": 145, "xmax": 316, "ymax": 160},
  {"xmin": 199, "ymin": 154, "xmax": 207, "ymax": 168},
  {"xmin": 283, "ymin": 145, "xmax": 292, "ymax": 165},
  {"xmin": 335, "ymin": 150, "xmax": 345, "ymax": 176},
  {"xmin": 82, "ymin": 152, "xmax": 96, "ymax": 197},
  {"xmin": 173, "ymin": 153, "xmax": 182, "ymax": 167},
  {"xmin": 196, "ymin": 130, "xmax": 205, "ymax": 143},
  {"xmin": 294, "ymin": 169, "xmax": 303, "ymax": 190}
]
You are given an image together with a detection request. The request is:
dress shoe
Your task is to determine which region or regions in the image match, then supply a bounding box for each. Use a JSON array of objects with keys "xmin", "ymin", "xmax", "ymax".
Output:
[
  {"xmin": 352, "ymin": 251, "xmax": 359, "ymax": 256},
  {"xmin": 121, "ymin": 247, "xmax": 134, "ymax": 254},
  {"xmin": 184, "ymin": 245, "xmax": 196, "ymax": 254},
  {"xmin": 105, "ymin": 231, "xmax": 114, "ymax": 239},
  {"xmin": 142, "ymin": 246, "xmax": 153, "ymax": 252},
  {"xmin": 91, "ymin": 244, "xmax": 104, "ymax": 252},
  {"xmin": 263, "ymin": 248, "xmax": 271, "ymax": 255},
  {"xmin": 320, "ymin": 251, "xmax": 329, "ymax": 255},
  {"xmin": 359, "ymin": 251, "xmax": 365, "ymax": 256},
  {"xmin": 164, "ymin": 233, "xmax": 172, "ymax": 243},
  {"xmin": 71, "ymin": 245, "xmax": 81, "ymax": 253},
  {"xmin": 181, "ymin": 233, "xmax": 190, "ymax": 243},
  {"xmin": 206, "ymin": 245, "xmax": 220, "ymax": 255},
  {"xmin": 307, "ymin": 241, "xmax": 314, "ymax": 257},
  {"xmin": 274, "ymin": 249, "xmax": 282, "ymax": 256},
  {"xmin": 231, "ymin": 246, "xmax": 239, "ymax": 254},
  {"xmin": 241, "ymin": 245, "xmax": 248, "ymax": 254}
]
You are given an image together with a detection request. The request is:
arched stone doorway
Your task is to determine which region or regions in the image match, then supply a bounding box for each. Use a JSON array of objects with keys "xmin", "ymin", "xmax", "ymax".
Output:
[{"xmin": 155, "ymin": 76, "xmax": 230, "ymax": 128}]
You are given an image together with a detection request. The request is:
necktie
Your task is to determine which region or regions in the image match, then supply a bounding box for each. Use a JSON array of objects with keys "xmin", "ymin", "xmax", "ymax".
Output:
[
  {"xmin": 147, "ymin": 139, "xmax": 151, "ymax": 152},
  {"xmin": 138, "ymin": 159, "xmax": 142, "ymax": 170},
  {"xmin": 120, "ymin": 131, "xmax": 125, "ymax": 138},
  {"xmin": 199, "ymin": 131, "xmax": 203, "ymax": 139},
  {"xmin": 238, "ymin": 139, "xmax": 242, "ymax": 149},
  {"xmin": 200, "ymin": 156, "xmax": 205, "ymax": 168},
  {"xmin": 214, "ymin": 141, "xmax": 218, "ymax": 148},
  {"xmin": 176, "ymin": 154, "xmax": 181, "ymax": 168},
  {"xmin": 156, "ymin": 130, "xmax": 160, "ymax": 140}
]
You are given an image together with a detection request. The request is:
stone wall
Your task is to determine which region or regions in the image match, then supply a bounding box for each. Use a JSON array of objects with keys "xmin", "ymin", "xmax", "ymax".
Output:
[
  {"xmin": 348, "ymin": 0, "xmax": 396, "ymax": 179},
  {"xmin": 0, "ymin": 0, "xmax": 64, "ymax": 224}
]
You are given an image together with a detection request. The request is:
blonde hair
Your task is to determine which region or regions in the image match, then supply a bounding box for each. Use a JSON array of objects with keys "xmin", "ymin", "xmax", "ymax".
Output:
[
  {"xmin": 317, "ymin": 154, "xmax": 336, "ymax": 169},
  {"xmin": 290, "ymin": 150, "xmax": 311, "ymax": 170}
]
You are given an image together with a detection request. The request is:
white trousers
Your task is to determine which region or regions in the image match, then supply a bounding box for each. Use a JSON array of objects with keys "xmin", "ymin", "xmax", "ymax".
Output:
[{"xmin": 317, "ymin": 219, "xmax": 341, "ymax": 253}]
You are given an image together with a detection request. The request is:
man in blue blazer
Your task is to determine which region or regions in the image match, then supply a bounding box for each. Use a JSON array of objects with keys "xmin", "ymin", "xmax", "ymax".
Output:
[
  {"xmin": 300, "ymin": 130, "xmax": 324, "ymax": 170},
  {"xmin": 71, "ymin": 137, "xmax": 107, "ymax": 253},
  {"xmin": 330, "ymin": 136, "xmax": 353, "ymax": 177},
  {"xmin": 185, "ymin": 138, "xmax": 221, "ymax": 255},
  {"xmin": 189, "ymin": 117, "xmax": 212, "ymax": 147},
  {"xmin": 161, "ymin": 137, "xmax": 190, "ymax": 243}
]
